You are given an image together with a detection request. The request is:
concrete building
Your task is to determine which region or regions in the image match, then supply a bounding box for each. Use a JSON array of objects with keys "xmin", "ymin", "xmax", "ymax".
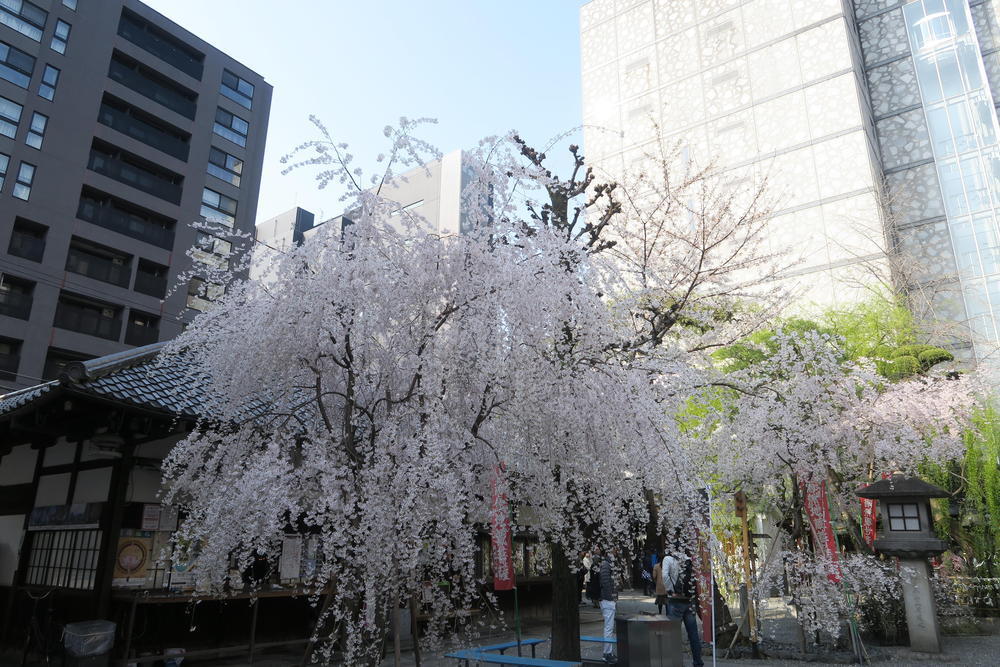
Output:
[
  {"xmin": 0, "ymin": 0, "xmax": 272, "ymax": 392},
  {"xmin": 253, "ymin": 150, "xmax": 473, "ymax": 276},
  {"xmin": 580, "ymin": 0, "xmax": 1000, "ymax": 367}
]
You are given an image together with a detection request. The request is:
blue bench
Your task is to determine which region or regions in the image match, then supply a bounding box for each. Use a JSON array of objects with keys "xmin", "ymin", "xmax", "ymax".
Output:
[
  {"xmin": 477, "ymin": 638, "xmax": 548, "ymax": 657},
  {"xmin": 445, "ymin": 651, "xmax": 581, "ymax": 667},
  {"xmin": 579, "ymin": 635, "xmax": 616, "ymax": 644}
]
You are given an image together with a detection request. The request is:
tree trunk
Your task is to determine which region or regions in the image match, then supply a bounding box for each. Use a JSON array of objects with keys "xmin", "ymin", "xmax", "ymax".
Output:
[{"xmin": 548, "ymin": 542, "xmax": 582, "ymax": 660}]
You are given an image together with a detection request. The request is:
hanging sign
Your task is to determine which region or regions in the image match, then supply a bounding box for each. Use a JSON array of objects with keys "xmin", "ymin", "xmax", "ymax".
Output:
[
  {"xmin": 490, "ymin": 464, "xmax": 515, "ymax": 591},
  {"xmin": 800, "ymin": 477, "xmax": 842, "ymax": 583}
]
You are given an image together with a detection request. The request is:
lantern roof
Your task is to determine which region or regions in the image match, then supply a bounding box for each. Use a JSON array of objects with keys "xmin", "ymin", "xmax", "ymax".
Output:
[{"xmin": 856, "ymin": 474, "xmax": 949, "ymax": 499}]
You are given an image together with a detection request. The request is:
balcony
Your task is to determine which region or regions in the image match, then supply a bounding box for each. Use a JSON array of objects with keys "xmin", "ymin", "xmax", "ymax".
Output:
[
  {"xmin": 134, "ymin": 270, "xmax": 168, "ymax": 299},
  {"xmin": 108, "ymin": 57, "xmax": 197, "ymax": 120},
  {"xmin": 124, "ymin": 320, "xmax": 159, "ymax": 346},
  {"xmin": 77, "ymin": 196, "xmax": 175, "ymax": 250},
  {"xmin": 118, "ymin": 11, "xmax": 204, "ymax": 80},
  {"xmin": 8, "ymin": 230, "xmax": 45, "ymax": 262},
  {"xmin": 66, "ymin": 248, "xmax": 131, "ymax": 288},
  {"xmin": 0, "ymin": 290, "xmax": 32, "ymax": 320},
  {"xmin": 98, "ymin": 103, "xmax": 189, "ymax": 161},
  {"xmin": 54, "ymin": 301, "xmax": 121, "ymax": 341},
  {"xmin": 88, "ymin": 149, "xmax": 183, "ymax": 205}
]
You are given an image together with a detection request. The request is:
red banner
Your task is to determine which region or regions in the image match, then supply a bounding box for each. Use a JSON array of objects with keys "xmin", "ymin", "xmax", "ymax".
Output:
[
  {"xmin": 799, "ymin": 478, "xmax": 841, "ymax": 583},
  {"xmin": 490, "ymin": 465, "xmax": 515, "ymax": 591},
  {"xmin": 859, "ymin": 485, "xmax": 877, "ymax": 547}
]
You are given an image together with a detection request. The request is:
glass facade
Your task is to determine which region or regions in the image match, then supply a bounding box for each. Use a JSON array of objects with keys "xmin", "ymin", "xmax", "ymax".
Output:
[{"xmin": 903, "ymin": 0, "xmax": 1000, "ymax": 346}]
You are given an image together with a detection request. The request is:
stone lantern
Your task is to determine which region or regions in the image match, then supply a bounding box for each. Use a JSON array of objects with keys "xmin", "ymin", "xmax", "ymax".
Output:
[{"xmin": 856, "ymin": 475, "xmax": 949, "ymax": 653}]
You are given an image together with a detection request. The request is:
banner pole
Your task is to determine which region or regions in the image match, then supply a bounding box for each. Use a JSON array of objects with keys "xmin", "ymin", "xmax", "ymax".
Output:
[
  {"xmin": 709, "ymin": 487, "xmax": 717, "ymax": 667},
  {"xmin": 514, "ymin": 584, "xmax": 523, "ymax": 656}
]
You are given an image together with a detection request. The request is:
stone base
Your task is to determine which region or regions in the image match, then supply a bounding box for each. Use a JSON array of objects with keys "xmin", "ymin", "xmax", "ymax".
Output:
[{"xmin": 899, "ymin": 558, "xmax": 941, "ymax": 653}]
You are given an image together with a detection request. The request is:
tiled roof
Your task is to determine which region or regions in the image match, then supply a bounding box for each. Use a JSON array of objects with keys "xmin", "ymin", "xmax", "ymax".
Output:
[{"xmin": 0, "ymin": 342, "xmax": 211, "ymax": 421}]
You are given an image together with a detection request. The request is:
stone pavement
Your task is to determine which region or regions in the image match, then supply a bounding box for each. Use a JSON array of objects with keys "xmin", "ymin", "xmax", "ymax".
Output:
[{"xmin": 195, "ymin": 591, "xmax": 998, "ymax": 666}]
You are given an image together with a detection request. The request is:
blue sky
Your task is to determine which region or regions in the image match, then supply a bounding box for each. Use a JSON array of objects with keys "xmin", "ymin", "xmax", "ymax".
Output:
[{"xmin": 143, "ymin": 0, "xmax": 589, "ymax": 223}]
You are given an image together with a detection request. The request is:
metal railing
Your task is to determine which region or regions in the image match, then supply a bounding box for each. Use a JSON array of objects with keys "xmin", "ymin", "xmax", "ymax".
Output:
[
  {"xmin": 66, "ymin": 249, "xmax": 131, "ymax": 288},
  {"xmin": 87, "ymin": 151, "xmax": 183, "ymax": 205},
  {"xmin": 118, "ymin": 16, "xmax": 204, "ymax": 80},
  {"xmin": 53, "ymin": 302, "xmax": 121, "ymax": 341},
  {"xmin": 107, "ymin": 58, "xmax": 197, "ymax": 119},
  {"xmin": 77, "ymin": 200, "xmax": 175, "ymax": 250},
  {"xmin": 98, "ymin": 103, "xmax": 189, "ymax": 161}
]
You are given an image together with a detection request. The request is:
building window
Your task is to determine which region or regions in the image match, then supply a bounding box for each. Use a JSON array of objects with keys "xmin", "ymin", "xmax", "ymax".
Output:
[
  {"xmin": 8, "ymin": 217, "xmax": 47, "ymax": 262},
  {"xmin": 0, "ymin": 41, "xmax": 35, "ymax": 88},
  {"xmin": 193, "ymin": 230, "xmax": 232, "ymax": 269},
  {"xmin": 207, "ymin": 146, "xmax": 242, "ymax": 186},
  {"xmin": 186, "ymin": 277, "xmax": 222, "ymax": 312},
  {"xmin": 887, "ymin": 503, "xmax": 922, "ymax": 531},
  {"xmin": 12, "ymin": 161, "xmax": 34, "ymax": 200},
  {"xmin": 0, "ymin": 151, "xmax": 8, "ymax": 190},
  {"xmin": 62, "ymin": 0, "xmax": 76, "ymax": 10},
  {"xmin": 24, "ymin": 529, "xmax": 102, "ymax": 590},
  {"xmin": 51, "ymin": 19, "xmax": 70, "ymax": 54},
  {"xmin": 0, "ymin": 94, "xmax": 22, "ymax": 139},
  {"xmin": 200, "ymin": 187, "xmax": 237, "ymax": 227},
  {"xmin": 38, "ymin": 64, "xmax": 59, "ymax": 100},
  {"xmin": 220, "ymin": 69, "xmax": 254, "ymax": 109},
  {"xmin": 213, "ymin": 107, "xmax": 248, "ymax": 147},
  {"xmin": 0, "ymin": 0, "xmax": 47, "ymax": 42},
  {"xmin": 25, "ymin": 111, "xmax": 46, "ymax": 149}
]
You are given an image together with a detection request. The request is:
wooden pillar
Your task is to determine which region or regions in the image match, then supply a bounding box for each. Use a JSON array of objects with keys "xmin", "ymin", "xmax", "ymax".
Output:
[{"xmin": 95, "ymin": 439, "xmax": 135, "ymax": 619}]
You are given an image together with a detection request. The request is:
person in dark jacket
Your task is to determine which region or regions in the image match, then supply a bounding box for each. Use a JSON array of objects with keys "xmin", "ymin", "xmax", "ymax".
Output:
[
  {"xmin": 599, "ymin": 548, "xmax": 618, "ymax": 664},
  {"xmin": 665, "ymin": 550, "xmax": 704, "ymax": 667}
]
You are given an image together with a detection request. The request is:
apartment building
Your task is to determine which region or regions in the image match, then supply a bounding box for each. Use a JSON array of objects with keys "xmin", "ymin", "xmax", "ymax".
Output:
[
  {"xmin": 0, "ymin": 0, "xmax": 271, "ymax": 391},
  {"xmin": 581, "ymin": 0, "xmax": 1000, "ymax": 368},
  {"xmin": 252, "ymin": 150, "xmax": 473, "ymax": 279}
]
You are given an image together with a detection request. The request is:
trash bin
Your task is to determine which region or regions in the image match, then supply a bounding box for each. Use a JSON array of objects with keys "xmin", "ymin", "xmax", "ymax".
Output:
[
  {"xmin": 614, "ymin": 614, "xmax": 682, "ymax": 667},
  {"xmin": 63, "ymin": 620, "xmax": 116, "ymax": 667}
]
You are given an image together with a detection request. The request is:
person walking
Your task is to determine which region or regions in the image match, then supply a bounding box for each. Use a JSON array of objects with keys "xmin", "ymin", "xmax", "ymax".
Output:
[
  {"xmin": 642, "ymin": 549, "xmax": 655, "ymax": 596},
  {"xmin": 586, "ymin": 550, "xmax": 602, "ymax": 608},
  {"xmin": 652, "ymin": 554, "xmax": 668, "ymax": 616},
  {"xmin": 665, "ymin": 551, "xmax": 704, "ymax": 667},
  {"xmin": 599, "ymin": 548, "xmax": 618, "ymax": 664}
]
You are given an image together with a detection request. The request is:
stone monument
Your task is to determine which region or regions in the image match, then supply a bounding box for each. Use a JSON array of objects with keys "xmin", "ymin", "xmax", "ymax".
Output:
[{"xmin": 856, "ymin": 475, "xmax": 949, "ymax": 653}]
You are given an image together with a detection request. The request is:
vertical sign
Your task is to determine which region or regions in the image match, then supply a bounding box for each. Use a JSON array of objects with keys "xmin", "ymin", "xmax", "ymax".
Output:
[
  {"xmin": 490, "ymin": 464, "xmax": 515, "ymax": 591},
  {"xmin": 859, "ymin": 484, "xmax": 877, "ymax": 547},
  {"xmin": 800, "ymin": 478, "xmax": 841, "ymax": 583}
]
